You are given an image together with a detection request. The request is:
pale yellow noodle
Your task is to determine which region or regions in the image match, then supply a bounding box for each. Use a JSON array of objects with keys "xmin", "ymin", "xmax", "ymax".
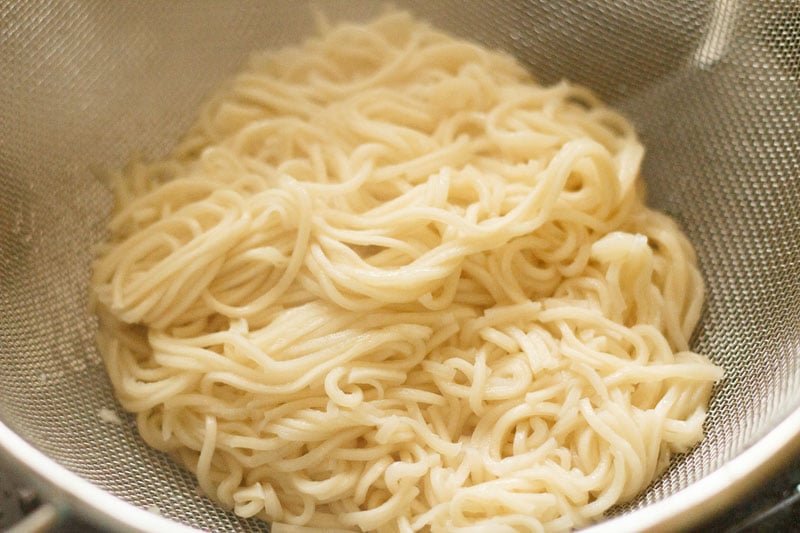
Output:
[{"xmin": 92, "ymin": 11, "xmax": 723, "ymax": 533}]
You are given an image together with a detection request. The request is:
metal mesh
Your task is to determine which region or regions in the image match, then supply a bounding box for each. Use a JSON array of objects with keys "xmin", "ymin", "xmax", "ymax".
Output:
[{"xmin": 1, "ymin": 1, "xmax": 799, "ymax": 531}]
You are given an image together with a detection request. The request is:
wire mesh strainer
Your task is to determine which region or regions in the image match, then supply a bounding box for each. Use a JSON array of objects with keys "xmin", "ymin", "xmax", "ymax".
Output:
[{"xmin": 1, "ymin": 1, "xmax": 799, "ymax": 531}]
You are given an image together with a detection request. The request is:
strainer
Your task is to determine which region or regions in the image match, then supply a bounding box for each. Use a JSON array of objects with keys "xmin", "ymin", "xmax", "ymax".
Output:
[{"xmin": 1, "ymin": 1, "xmax": 799, "ymax": 531}]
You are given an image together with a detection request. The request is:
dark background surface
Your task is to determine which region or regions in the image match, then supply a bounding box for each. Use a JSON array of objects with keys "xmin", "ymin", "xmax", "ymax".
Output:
[{"xmin": 691, "ymin": 451, "xmax": 800, "ymax": 532}]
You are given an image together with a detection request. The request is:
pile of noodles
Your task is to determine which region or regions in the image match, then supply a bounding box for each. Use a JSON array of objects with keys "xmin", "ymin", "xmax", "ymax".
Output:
[{"xmin": 92, "ymin": 11, "xmax": 722, "ymax": 533}]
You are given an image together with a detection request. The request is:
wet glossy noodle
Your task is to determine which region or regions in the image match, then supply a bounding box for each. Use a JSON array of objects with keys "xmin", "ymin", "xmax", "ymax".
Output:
[{"xmin": 92, "ymin": 11, "xmax": 722, "ymax": 533}]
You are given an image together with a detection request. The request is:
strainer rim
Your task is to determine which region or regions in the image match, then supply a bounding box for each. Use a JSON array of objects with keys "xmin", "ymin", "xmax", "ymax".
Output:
[
  {"xmin": 0, "ymin": 420, "xmax": 199, "ymax": 533},
  {"xmin": 2, "ymin": 404, "xmax": 800, "ymax": 532},
  {"xmin": 589, "ymin": 402, "xmax": 800, "ymax": 531}
]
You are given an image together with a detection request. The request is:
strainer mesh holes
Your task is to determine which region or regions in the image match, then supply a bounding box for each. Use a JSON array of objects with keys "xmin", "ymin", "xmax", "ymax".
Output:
[{"xmin": 1, "ymin": 1, "xmax": 799, "ymax": 531}]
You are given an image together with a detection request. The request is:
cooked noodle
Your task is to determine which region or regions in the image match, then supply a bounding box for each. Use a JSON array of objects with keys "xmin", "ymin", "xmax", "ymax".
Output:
[{"xmin": 91, "ymin": 11, "xmax": 723, "ymax": 532}]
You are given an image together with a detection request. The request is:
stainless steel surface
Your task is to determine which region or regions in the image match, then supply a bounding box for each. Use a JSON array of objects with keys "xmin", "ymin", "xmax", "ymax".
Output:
[{"xmin": 1, "ymin": 1, "xmax": 799, "ymax": 531}]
